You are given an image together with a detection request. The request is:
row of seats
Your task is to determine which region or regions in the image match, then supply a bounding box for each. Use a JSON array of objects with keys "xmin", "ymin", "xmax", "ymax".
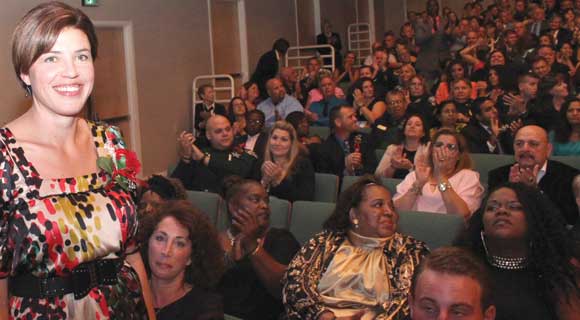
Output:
[{"xmin": 186, "ymin": 190, "xmax": 464, "ymax": 250}]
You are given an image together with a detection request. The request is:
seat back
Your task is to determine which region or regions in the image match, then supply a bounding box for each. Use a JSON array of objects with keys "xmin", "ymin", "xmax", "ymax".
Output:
[
  {"xmin": 340, "ymin": 176, "xmax": 402, "ymax": 194},
  {"xmin": 216, "ymin": 196, "xmax": 291, "ymax": 231},
  {"xmin": 309, "ymin": 126, "xmax": 330, "ymax": 140},
  {"xmin": 551, "ymin": 155, "xmax": 580, "ymax": 169},
  {"xmin": 186, "ymin": 190, "xmax": 221, "ymax": 225},
  {"xmin": 382, "ymin": 178, "xmax": 402, "ymax": 194},
  {"xmin": 290, "ymin": 201, "xmax": 335, "ymax": 244},
  {"xmin": 397, "ymin": 210, "xmax": 465, "ymax": 250},
  {"xmin": 470, "ymin": 153, "xmax": 513, "ymax": 185},
  {"xmin": 314, "ymin": 172, "xmax": 339, "ymax": 203}
]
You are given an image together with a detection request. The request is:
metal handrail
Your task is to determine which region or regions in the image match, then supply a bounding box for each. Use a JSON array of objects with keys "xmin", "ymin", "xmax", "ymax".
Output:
[
  {"xmin": 348, "ymin": 23, "xmax": 372, "ymax": 67},
  {"xmin": 285, "ymin": 44, "xmax": 335, "ymax": 73},
  {"xmin": 192, "ymin": 74, "xmax": 235, "ymax": 136}
]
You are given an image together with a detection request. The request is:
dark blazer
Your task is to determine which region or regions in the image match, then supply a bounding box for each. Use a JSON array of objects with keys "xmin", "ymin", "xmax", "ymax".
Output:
[
  {"xmin": 551, "ymin": 28, "xmax": 573, "ymax": 48},
  {"xmin": 315, "ymin": 132, "xmax": 377, "ymax": 178},
  {"xmin": 461, "ymin": 122, "xmax": 510, "ymax": 154},
  {"xmin": 192, "ymin": 102, "xmax": 227, "ymax": 133},
  {"xmin": 488, "ymin": 160, "xmax": 579, "ymax": 225},
  {"xmin": 260, "ymin": 155, "xmax": 315, "ymax": 202},
  {"xmin": 171, "ymin": 147, "xmax": 259, "ymax": 193},
  {"xmin": 250, "ymin": 50, "xmax": 279, "ymax": 98},
  {"xmin": 234, "ymin": 132, "xmax": 269, "ymax": 161},
  {"xmin": 527, "ymin": 21, "xmax": 549, "ymax": 37}
]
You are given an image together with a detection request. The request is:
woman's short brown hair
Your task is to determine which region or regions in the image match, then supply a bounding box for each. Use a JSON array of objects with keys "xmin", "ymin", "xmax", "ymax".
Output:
[
  {"xmin": 139, "ymin": 200, "xmax": 225, "ymax": 289},
  {"xmin": 11, "ymin": 1, "xmax": 98, "ymax": 90}
]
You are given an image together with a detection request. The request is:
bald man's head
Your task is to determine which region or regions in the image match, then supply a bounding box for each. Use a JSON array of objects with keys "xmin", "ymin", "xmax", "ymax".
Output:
[
  {"xmin": 266, "ymin": 78, "xmax": 286, "ymax": 103},
  {"xmin": 513, "ymin": 125, "xmax": 552, "ymax": 168},
  {"xmin": 206, "ymin": 115, "xmax": 234, "ymax": 150}
]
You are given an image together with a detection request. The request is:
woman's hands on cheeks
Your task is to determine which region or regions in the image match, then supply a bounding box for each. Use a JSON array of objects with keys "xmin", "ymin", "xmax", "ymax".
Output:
[
  {"xmin": 231, "ymin": 207, "xmax": 262, "ymax": 259},
  {"xmin": 432, "ymin": 146, "xmax": 455, "ymax": 181}
]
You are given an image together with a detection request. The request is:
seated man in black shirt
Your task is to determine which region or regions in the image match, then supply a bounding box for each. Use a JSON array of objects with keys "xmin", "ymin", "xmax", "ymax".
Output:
[
  {"xmin": 172, "ymin": 115, "xmax": 259, "ymax": 193},
  {"xmin": 462, "ymin": 97, "xmax": 511, "ymax": 154},
  {"xmin": 315, "ymin": 105, "xmax": 377, "ymax": 178}
]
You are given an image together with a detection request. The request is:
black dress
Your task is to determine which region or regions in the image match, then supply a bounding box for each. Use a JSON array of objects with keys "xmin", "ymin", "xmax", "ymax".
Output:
[
  {"xmin": 155, "ymin": 287, "xmax": 224, "ymax": 320},
  {"xmin": 268, "ymin": 156, "xmax": 315, "ymax": 202},
  {"xmin": 218, "ymin": 228, "xmax": 301, "ymax": 320},
  {"xmin": 488, "ymin": 266, "xmax": 558, "ymax": 320}
]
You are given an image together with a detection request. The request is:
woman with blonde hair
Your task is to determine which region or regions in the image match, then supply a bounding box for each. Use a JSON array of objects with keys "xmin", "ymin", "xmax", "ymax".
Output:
[
  {"xmin": 260, "ymin": 120, "xmax": 315, "ymax": 202},
  {"xmin": 393, "ymin": 128, "xmax": 484, "ymax": 219}
]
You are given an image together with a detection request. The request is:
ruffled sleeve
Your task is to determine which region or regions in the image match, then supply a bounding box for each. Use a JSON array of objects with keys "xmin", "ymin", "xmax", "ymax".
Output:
[
  {"xmin": 0, "ymin": 131, "xmax": 16, "ymax": 278},
  {"xmin": 96, "ymin": 123, "xmax": 140, "ymax": 253}
]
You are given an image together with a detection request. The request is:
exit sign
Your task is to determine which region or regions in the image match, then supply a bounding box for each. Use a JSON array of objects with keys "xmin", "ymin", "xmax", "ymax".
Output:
[{"xmin": 82, "ymin": 0, "xmax": 99, "ymax": 7}]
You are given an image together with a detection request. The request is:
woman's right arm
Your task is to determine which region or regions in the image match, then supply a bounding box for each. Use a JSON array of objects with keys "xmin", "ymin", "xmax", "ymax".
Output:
[
  {"xmin": 0, "ymin": 279, "xmax": 8, "ymax": 320},
  {"xmin": 283, "ymin": 233, "xmax": 330, "ymax": 320},
  {"xmin": 375, "ymin": 145, "xmax": 396, "ymax": 178},
  {"xmin": 393, "ymin": 167, "xmax": 430, "ymax": 211}
]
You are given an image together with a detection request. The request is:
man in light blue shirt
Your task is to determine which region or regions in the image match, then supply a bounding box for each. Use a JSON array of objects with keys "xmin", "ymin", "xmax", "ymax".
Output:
[
  {"xmin": 309, "ymin": 75, "xmax": 347, "ymax": 126},
  {"xmin": 258, "ymin": 77, "xmax": 304, "ymax": 127}
]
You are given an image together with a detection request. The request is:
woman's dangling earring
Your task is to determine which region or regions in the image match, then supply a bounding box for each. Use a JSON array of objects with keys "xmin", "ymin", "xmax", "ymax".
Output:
[
  {"xmin": 480, "ymin": 231, "xmax": 490, "ymax": 257},
  {"xmin": 25, "ymin": 85, "xmax": 32, "ymax": 97},
  {"xmin": 352, "ymin": 218, "xmax": 359, "ymax": 229}
]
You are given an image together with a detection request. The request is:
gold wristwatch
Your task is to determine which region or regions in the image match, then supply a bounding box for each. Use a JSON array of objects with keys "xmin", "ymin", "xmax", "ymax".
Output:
[{"xmin": 438, "ymin": 181, "xmax": 452, "ymax": 192}]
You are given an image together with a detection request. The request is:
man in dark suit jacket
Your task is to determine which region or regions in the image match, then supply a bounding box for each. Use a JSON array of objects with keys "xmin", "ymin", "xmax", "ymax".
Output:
[
  {"xmin": 192, "ymin": 84, "xmax": 227, "ymax": 137},
  {"xmin": 462, "ymin": 98, "xmax": 510, "ymax": 154},
  {"xmin": 234, "ymin": 109, "xmax": 268, "ymax": 160},
  {"xmin": 488, "ymin": 125, "xmax": 579, "ymax": 225},
  {"xmin": 315, "ymin": 105, "xmax": 377, "ymax": 178},
  {"xmin": 546, "ymin": 14, "xmax": 572, "ymax": 48},
  {"xmin": 250, "ymin": 38, "xmax": 290, "ymax": 99}
]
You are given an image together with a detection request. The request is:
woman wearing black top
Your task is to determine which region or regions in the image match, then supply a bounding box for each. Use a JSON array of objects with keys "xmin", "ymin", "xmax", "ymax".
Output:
[
  {"xmin": 218, "ymin": 176, "xmax": 301, "ymax": 319},
  {"xmin": 141, "ymin": 200, "xmax": 225, "ymax": 320},
  {"xmin": 260, "ymin": 120, "xmax": 315, "ymax": 202},
  {"xmin": 456, "ymin": 183, "xmax": 580, "ymax": 320}
]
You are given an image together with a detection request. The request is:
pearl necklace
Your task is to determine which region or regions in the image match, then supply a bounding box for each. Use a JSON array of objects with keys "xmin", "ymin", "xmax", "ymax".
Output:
[{"xmin": 487, "ymin": 255, "xmax": 528, "ymax": 270}]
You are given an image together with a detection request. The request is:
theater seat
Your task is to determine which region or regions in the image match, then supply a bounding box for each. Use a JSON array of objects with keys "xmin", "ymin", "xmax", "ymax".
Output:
[
  {"xmin": 551, "ymin": 155, "xmax": 580, "ymax": 169},
  {"xmin": 290, "ymin": 201, "xmax": 335, "ymax": 244},
  {"xmin": 186, "ymin": 190, "xmax": 221, "ymax": 225},
  {"xmin": 340, "ymin": 176, "xmax": 402, "ymax": 194},
  {"xmin": 216, "ymin": 196, "xmax": 291, "ymax": 231},
  {"xmin": 314, "ymin": 172, "xmax": 339, "ymax": 203},
  {"xmin": 470, "ymin": 153, "xmax": 513, "ymax": 185},
  {"xmin": 397, "ymin": 210, "xmax": 465, "ymax": 250},
  {"xmin": 309, "ymin": 126, "xmax": 330, "ymax": 139}
]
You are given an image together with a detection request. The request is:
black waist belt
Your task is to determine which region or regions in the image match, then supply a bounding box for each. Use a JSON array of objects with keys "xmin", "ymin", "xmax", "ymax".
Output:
[{"xmin": 10, "ymin": 258, "xmax": 122, "ymax": 300}]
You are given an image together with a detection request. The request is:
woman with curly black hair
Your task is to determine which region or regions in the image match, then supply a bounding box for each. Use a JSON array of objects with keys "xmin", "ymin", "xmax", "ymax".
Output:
[
  {"xmin": 456, "ymin": 182, "xmax": 580, "ymax": 320},
  {"xmin": 140, "ymin": 200, "xmax": 225, "ymax": 320}
]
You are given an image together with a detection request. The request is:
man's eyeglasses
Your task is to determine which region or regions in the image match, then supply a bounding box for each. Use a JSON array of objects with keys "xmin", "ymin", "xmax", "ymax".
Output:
[{"xmin": 247, "ymin": 119, "xmax": 264, "ymax": 125}]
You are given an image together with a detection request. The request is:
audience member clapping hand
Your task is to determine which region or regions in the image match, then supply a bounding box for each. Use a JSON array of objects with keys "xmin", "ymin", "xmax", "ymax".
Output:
[
  {"xmin": 508, "ymin": 163, "xmax": 540, "ymax": 186},
  {"xmin": 261, "ymin": 160, "xmax": 283, "ymax": 187},
  {"xmin": 178, "ymin": 131, "xmax": 204, "ymax": 161}
]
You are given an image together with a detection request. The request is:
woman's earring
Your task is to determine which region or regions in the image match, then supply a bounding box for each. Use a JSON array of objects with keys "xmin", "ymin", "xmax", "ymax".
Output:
[
  {"xmin": 25, "ymin": 85, "xmax": 32, "ymax": 97},
  {"xmin": 353, "ymin": 218, "xmax": 359, "ymax": 228}
]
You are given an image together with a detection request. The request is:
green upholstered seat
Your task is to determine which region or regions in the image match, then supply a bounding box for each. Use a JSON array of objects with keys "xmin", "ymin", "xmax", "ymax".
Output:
[
  {"xmin": 397, "ymin": 210, "xmax": 465, "ymax": 250},
  {"xmin": 314, "ymin": 172, "xmax": 339, "ymax": 203},
  {"xmin": 289, "ymin": 201, "xmax": 335, "ymax": 244}
]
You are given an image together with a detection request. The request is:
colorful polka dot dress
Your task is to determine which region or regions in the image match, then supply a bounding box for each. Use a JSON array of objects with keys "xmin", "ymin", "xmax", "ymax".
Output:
[{"xmin": 0, "ymin": 122, "xmax": 146, "ymax": 319}]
